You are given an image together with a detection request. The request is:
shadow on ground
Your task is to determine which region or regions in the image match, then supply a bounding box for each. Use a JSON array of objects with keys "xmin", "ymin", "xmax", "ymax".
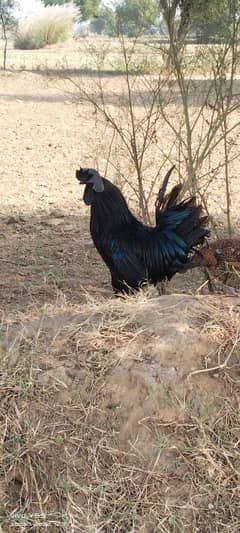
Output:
[
  {"xmin": 2, "ymin": 71, "xmax": 240, "ymax": 108},
  {"xmin": 1, "ymin": 210, "xmax": 239, "ymax": 315}
]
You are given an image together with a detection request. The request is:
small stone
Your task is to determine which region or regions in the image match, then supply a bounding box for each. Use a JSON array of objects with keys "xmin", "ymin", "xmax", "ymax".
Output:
[
  {"xmin": 64, "ymin": 224, "xmax": 75, "ymax": 232},
  {"xmin": 39, "ymin": 366, "xmax": 72, "ymax": 388},
  {"xmin": 6, "ymin": 216, "xmax": 19, "ymax": 225},
  {"xmin": 50, "ymin": 209, "xmax": 65, "ymax": 218},
  {"xmin": 42, "ymin": 218, "xmax": 64, "ymax": 227}
]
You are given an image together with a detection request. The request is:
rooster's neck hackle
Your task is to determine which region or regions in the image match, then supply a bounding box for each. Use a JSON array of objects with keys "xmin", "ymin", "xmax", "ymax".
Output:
[{"xmin": 91, "ymin": 181, "xmax": 135, "ymax": 234}]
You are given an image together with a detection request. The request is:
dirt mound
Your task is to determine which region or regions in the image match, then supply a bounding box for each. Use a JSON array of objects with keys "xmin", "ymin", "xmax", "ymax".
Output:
[{"xmin": 1, "ymin": 293, "xmax": 239, "ymax": 531}]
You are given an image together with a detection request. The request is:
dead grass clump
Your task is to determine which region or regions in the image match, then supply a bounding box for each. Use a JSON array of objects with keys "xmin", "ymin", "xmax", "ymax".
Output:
[
  {"xmin": 0, "ymin": 294, "xmax": 240, "ymax": 531},
  {"xmin": 189, "ymin": 300, "xmax": 240, "ymax": 383},
  {"xmin": 14, "ymin": 4, "xmax": 79, "ymax": 50}
]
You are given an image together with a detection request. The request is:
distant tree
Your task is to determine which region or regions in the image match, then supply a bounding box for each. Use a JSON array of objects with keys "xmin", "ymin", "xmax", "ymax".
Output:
[
  {"xmin": 191, "ymin": 0, "xmax": 240, "ymax": 43},
  {"xmin": 90, "ymin": 7, "xmax": 116, "ymax": 36},
  {"xmin": 0, "ymin": 0, "xmax": 17, "ymax": 70},
  {"xmin": 159, "ymin": 0, "xmax": 240, "ymax": 45},
  {"xmin": 44, "ymin": 0, "xmax": 100, "ymax": 21},
  {"xmin": 115, "ymin": 0, "xmax": 159, "ymax": 37},
  {"xmin": 74, "ymin": 0, "xmax": 99, "ymax": 21},
  {"xmin": 44, "ymin": 0, "xmax": 69, "ymax": 4}
]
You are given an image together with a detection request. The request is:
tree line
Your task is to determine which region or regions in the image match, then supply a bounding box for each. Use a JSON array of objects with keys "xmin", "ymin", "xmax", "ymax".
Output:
[
  {"xmin": 46, "ymin": 0, "xmax": 240, "ymax": 42},
  {"xmin": 1, "ymin": 0, "xmax": 239, "ymax": 42}
]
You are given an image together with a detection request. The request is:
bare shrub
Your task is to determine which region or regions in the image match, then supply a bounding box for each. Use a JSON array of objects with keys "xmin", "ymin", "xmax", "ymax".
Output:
[
  {"xmin": 157, "ymin": 3, "xmax": 240, "ymax": 235},
  {"xmin": 70, "ymin": 36, "xmax": 175, "ymax": 223},
  {"xmin": 70, "ymin": 4, "xmax": 240, "ymax": 233}
]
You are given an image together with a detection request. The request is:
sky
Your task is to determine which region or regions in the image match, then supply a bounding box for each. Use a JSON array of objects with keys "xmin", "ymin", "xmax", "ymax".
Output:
[
  {"xmin": 14, "ymin": 0, "xmax": 119, "ymax": 20},
  {"xmin": 14, "ymin": 0, "xmax": 45, "ymax": 19}
]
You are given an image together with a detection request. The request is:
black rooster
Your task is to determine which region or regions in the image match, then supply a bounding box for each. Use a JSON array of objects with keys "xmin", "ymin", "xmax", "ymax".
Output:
[{"xmin": 77, "ymin": 167, "xmax": 209, "ymax": 294}]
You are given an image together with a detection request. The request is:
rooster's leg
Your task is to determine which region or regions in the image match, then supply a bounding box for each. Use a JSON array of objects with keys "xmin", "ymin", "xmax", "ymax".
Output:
[
  {"xmin": 157, "ymin": 281, "xmax": 166, "ymax": 295},
  {"xmin": 223, "ymin": 272, "xmax": 230, "ymax": 285},
  {"xmin": 204, "ymin": 267, "xmax": 217, "ymax": 293}
]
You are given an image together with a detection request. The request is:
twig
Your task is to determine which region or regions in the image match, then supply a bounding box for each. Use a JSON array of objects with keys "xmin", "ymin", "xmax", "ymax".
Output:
[{"xmin": 187, "ymin": 329, "xmax": 240, "ymax": 381}]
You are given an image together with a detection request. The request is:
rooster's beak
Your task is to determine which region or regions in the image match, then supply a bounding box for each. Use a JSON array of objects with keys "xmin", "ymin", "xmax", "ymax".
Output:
[{"xmin": 76, "ymin": 169, "xmax": 85, "ymax": 184}]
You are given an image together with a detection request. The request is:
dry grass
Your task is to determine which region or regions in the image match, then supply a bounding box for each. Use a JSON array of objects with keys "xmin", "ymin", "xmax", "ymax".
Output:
[
  {"xmin": 188, "ymin": 300, "xmax": 240, "ymax": 380},
  {"xmin": 0, "ymin": 294, "xmax": 239, "ymax": 532},
  {"xmin": 14, "ymin": 5, "xmax": 79, "ymax": 51}
]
